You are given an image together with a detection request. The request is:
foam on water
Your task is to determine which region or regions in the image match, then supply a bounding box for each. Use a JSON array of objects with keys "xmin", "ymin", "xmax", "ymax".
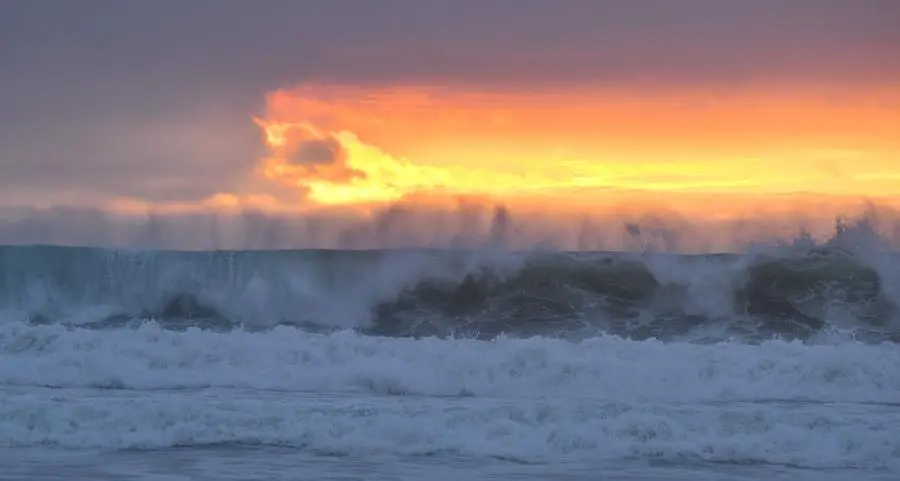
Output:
[
  {"xmin": 1, "ymin": 324, "xmax": 899, "ymax": 470},
  {"xmin": 2, "ymin": 390, "xmax": 898, "ymax": 470},
  {"xmin": 1, "ymin": 324, "xmax": 898, "ymax": 402}
]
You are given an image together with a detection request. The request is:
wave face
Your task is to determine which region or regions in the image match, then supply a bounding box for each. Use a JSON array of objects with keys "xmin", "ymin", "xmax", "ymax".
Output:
[{"xmin": 1, "ymin": 243, "xmax": 898, "ymax": 343}]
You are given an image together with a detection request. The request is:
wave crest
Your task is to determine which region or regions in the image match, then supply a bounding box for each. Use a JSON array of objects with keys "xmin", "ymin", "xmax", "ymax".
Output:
[{"xmin": 1, "ymin": 238, "xmax": 898, "ymax": 343}]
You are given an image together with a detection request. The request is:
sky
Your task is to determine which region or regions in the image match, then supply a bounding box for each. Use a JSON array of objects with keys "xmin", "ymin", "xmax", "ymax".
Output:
[{"xmin": 1, "ymin": 0, "xmax": 899, "ymax": 249}]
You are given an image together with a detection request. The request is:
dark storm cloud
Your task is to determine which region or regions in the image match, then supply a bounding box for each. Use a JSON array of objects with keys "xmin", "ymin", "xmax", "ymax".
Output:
[{"xmin": 0, "ymin": 0, "xmax": 898, "ymax": 205}]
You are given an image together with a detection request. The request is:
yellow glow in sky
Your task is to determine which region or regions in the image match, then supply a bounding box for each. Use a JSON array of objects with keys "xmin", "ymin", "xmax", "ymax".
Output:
[{"xmin": 249, "ymin": 84, "xmax": 900, "ymax": 216}]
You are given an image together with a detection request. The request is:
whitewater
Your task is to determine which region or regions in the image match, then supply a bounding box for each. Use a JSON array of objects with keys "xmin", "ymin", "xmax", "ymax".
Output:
[{"xmin": 1, "ymin": 227, "xmax": 899, "ymax": 480}]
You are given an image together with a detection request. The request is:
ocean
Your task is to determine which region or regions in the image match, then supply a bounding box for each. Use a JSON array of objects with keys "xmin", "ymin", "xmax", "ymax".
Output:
[{"xmin": 1, "ymin": 243, "xmax": 898, "ymax": 480}]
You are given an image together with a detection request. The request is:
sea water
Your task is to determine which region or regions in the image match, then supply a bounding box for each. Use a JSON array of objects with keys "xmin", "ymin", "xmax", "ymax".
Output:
[{"xmin": 0, "ymin": 243, "xmax": 898, "ymax": 480}]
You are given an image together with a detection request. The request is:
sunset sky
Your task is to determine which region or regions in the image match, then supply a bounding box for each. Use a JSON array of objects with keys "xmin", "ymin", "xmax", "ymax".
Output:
[{"xmin": 1, "ymin": 0, "xmax": 899, "ymax": 248}]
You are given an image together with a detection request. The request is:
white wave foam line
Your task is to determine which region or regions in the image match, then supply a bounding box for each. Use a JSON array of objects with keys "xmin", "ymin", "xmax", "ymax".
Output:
[
  {"xmin": 1, "ymin": 323, "xmax": 899, "ymax": 403},
  {"xmin": 1, "ymin": 391, "xmax": 898, "ymax": 470}
]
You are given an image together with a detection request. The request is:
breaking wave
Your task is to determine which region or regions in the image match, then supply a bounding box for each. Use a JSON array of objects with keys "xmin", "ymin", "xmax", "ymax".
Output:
[{"xmin": 1, "ymin": 227, "xmax": 898, "ymax": 344}]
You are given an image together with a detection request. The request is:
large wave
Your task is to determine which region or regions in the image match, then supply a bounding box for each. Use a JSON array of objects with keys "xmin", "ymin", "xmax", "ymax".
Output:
[{"xmin": 2, "ymin": 229, "xmax": 898, "ymax": 343}]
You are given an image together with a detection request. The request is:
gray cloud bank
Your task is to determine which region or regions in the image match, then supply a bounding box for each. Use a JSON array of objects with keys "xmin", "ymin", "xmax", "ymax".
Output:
[{"xmin": 1, "ymin": 0, "xmax": 898, "ymax": 245}]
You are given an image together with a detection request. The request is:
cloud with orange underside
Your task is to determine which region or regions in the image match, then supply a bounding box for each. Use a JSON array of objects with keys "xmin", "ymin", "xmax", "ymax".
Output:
[{"xmin": 252, "ymin": 83, "xmax": 900, "ymax": 217}]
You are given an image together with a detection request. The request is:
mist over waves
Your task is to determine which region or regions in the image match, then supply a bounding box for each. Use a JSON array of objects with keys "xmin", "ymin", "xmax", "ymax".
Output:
[
  {"xmin": 1, "ymin": 200, "xmax": 899, "ymax": 252},
  {"xmin": 0, "ymin": 201, "xmax": 898, "ymax": 343}
]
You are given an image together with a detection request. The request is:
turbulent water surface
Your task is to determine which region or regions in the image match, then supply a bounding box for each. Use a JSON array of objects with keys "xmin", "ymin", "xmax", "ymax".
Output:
[{"xmin": 1, "ymin": 243, "xmax": 899, "ymax": 480}]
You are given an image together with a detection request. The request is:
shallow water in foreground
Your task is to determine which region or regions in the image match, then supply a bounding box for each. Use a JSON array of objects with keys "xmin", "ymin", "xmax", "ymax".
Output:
[
  {"xmin": 2, "ymin": 445, "xmax": 897, "ymax": 481},
  {"xmin": 1, "ymin": 325, "xmax": 899, "ymax": 480},
  {"xmin": 1, "ymin": 387, "xmax": 898, "ymax": 481}
]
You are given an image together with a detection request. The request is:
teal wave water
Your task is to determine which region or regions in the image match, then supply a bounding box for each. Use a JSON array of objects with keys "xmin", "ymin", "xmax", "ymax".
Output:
[{"xmin": 1, "ymin": 244, "xmax": 897, "ymax": 342}]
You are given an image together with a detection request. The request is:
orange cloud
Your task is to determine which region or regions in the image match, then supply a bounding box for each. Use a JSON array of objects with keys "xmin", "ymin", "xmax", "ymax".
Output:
[
  {"xmin": 251, "ymin": 83, "xmax": 900, "ymax": 219},
  {"xmin": 260, "ymin": 121, "xmax": 365, "ymax": 184}
]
